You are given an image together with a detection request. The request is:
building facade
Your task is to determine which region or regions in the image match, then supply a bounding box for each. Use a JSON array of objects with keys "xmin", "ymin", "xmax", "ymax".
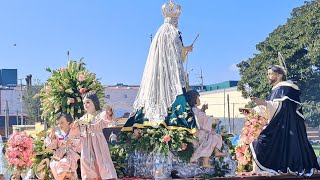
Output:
[
  {"xmin": 104, "ymin": 83, "xmax": 139, "ymax": 118},
  {"xmin": 0, "ymin": 68, "xmax": 27, "ymax": 137},
  {"xmin": 199, "ymin": 86, "xmax": 250, "ymax": 134},
  {"xmin": 0, "ymin": 86, "xmax": 24, "ymax": 115}
]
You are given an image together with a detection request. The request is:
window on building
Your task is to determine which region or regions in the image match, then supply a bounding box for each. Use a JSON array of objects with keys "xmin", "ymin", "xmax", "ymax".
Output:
[
  {"xmin": 106, "ymin": 95, "xmax": 110, "ymax": 99},
  {"xmin": 124, "ymin": 94, "xmax": 128, "ymax": 98}
]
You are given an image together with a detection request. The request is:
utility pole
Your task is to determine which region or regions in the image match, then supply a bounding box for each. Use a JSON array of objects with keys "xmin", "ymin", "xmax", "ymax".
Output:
[
  {"xmin": 233, "ymin": 103, "xmax": 235, "ymax": 133},
  {"xmin": 5, "ymin": 100, "xmax": 9, "ymax": 137},
  {"xmin": 18, "ymin": 78, "xmax": 24, "ymax": 125},
  {"xmin": 223, "ymin": 88, "xmax": 226, "ymax": 127},
  {"xmin": 16, "ymin": 110, "xmax": 19, "ymax": 125},
  {"xmin": 227, "ymin": 94, "xmax": 231, "ymax": 133}
]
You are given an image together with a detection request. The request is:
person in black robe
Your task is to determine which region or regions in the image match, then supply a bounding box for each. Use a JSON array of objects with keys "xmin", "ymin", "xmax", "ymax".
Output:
[{"xmin": 250, "ymin": 65, "xmax": 319, "ymax": 176}]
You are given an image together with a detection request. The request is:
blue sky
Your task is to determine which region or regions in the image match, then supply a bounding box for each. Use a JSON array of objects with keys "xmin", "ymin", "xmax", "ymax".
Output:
[{"xmin": 0, "ymin": 0, "xmax": 305, "ymax": 86}]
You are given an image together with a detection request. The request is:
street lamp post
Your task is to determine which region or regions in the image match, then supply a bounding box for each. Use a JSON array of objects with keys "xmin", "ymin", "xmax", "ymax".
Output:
[
  {"xmin": 188, "ymin": 68, "xmax": 194, "ymax": 81},
  {"xmin": 195, "ymin": 68, "xmax": 204, "ymax": 92},
  {"xmin": 199, "ymin": 68, "xmax": 204, "ymax": 92},
  {"xmin": 186, "ymin": 68, "xmax": 193, "ymax": 91}
]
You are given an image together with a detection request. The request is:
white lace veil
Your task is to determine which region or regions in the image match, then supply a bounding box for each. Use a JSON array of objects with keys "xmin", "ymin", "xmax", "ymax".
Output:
[{"xmin": 132, "ymin": 19, "xmax": 184, "ymax": 124}]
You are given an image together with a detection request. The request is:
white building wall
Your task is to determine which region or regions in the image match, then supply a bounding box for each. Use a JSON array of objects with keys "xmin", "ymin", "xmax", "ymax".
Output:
[
  {"xmin": 199, "ymin": 87, "xmax": 250, "ymax": 134},
  {"xmin": 104, "ymin": 86, "xmax": 139, "ymax": 118},
  {"xmin": 0, "ymin": 87, "xmax": 24, "ymax": 115}
]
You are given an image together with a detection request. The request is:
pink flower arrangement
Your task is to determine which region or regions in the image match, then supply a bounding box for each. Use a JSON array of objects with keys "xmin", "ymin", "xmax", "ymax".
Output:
[
  {"xmin": 5, "ymin": 132, "xmax": 34, "ymax": 170},
  {"xmin": 235, "ymin": 112, "xmax": 268, "ymax": 172}
]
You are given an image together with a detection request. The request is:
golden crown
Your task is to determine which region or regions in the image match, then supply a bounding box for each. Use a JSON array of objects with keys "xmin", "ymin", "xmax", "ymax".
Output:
[{"xmin": 161, "ymin": 0, "xmax": 182, "ymax": 18}]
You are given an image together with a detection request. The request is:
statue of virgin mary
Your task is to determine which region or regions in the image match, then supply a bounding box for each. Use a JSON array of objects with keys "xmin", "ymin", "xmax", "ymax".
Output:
[{"xmin": 122, "ymin": 0, "xmax": 197, "ymax": 134}]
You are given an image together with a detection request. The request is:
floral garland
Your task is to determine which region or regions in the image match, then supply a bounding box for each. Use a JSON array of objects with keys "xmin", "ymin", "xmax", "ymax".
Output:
[
  {"xmin": 119, "ymin": 125, "xmax": 195, "ymax": 162},
  {"xmin": 116, "ymin": 120, "xmax": 236, "ymax": 178},
  {"xmin": 119, "ymin": 119, "xmax": 233, "ymax": 165},
  {"xmin": 5, "ymin": 132, "xmax": 33, "ymax": 175},
  {"xmin": 235, "ymin": 112, "xmax": 267, "ymax": 172}
]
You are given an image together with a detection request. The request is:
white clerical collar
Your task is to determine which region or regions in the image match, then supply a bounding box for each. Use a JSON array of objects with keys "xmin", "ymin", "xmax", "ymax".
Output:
[{"xmin": 272, "ymin": 80, "xmax": 299, "ymax": 90}]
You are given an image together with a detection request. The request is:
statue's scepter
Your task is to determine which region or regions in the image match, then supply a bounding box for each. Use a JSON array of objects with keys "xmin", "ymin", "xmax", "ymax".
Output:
[
  {"xmin": 191, "ymin": 33, "xmax": 200, "ymax": 46},
  {"xmin": 185, "ymin": 33, "xmax": 200, "ymax": 90},
  {"xmin": 186, "ymin": 33, "xmax": 200, "ymax": 56}
]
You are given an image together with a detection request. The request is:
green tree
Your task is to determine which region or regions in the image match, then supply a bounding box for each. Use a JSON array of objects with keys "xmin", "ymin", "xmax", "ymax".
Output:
[
  {"xmin": 23, "ymin": 83, "xmax": 43, "ymax": 125},
  {"xmin": 237, "ymin": 0, "xmax": 320, "ymax": 126}
]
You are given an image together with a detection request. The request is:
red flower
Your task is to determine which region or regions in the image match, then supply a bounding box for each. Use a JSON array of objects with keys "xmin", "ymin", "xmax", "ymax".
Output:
[
  {"xmin": 68, "ymin": 98, "xmax": 75, "ymax": 104},
  {"xmin": 79, "ymin": 88, "xmax": 87, "ymax": 94},
  {"xmin": 181, "ymin": 143, "xmax": 187, "ymax": 150},
  {"xmin": 163, "ymin": 135, "xmax": 171, "ymax": 142}
]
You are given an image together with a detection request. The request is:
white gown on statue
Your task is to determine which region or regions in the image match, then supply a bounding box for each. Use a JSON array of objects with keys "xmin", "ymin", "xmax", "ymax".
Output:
[{"xmin": 132, "ymin": 17, "xmax": 186, "ymax": 125}]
